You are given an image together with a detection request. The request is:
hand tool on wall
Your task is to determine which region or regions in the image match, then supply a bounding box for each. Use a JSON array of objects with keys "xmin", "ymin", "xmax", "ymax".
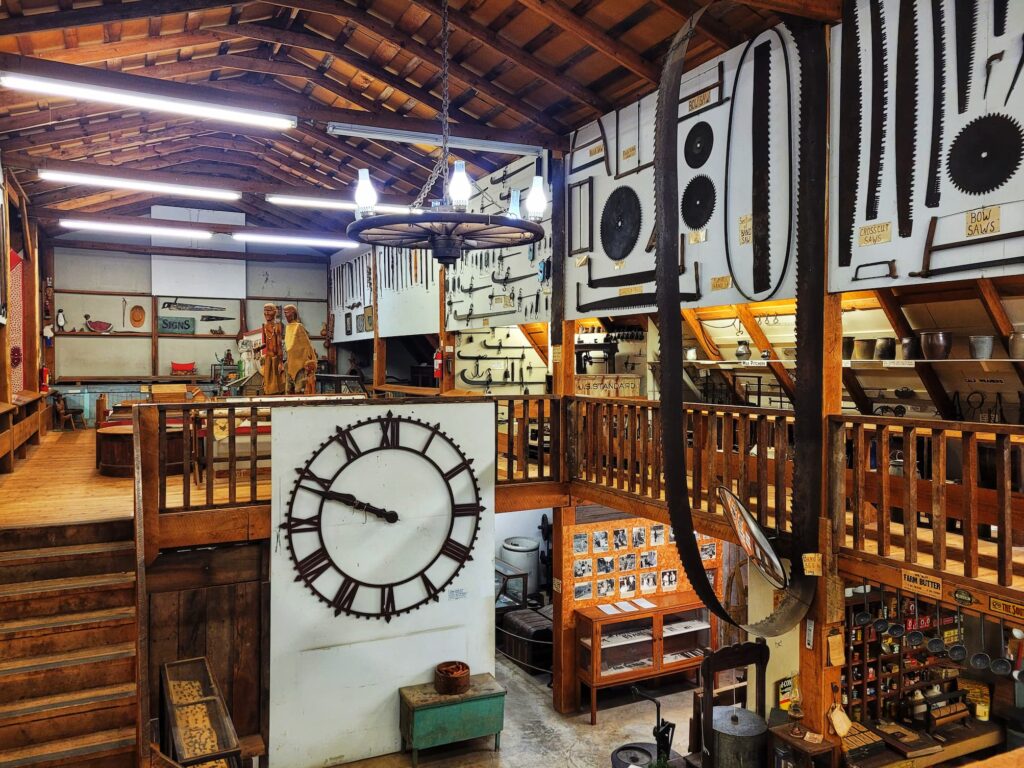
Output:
[
  {"xmin": 1005, "ymin": 36, "xmax": 1024, "ymax": 105},
  {"xmin": 925, "ymin": 0, "xmax": 948, "ymax": 208},
  {"xmin": 995, "ymin": 0, "xmax": 1008, "ymax": 36},
  {"xmin": 895, "ymin": 0, "xmax": 919, "ymax": 238},
  {"xmin": 161, "ymin": 299, "xmax": 225, "ymax": 312},
  {"xmin": 984, "ymin": 51, "xmax": 1004, "ymax": 98}
]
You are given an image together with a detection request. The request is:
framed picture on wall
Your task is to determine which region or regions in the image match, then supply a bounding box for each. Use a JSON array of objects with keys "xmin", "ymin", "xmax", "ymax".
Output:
[
  {"xmin": 661, "ymin": 569, "xmax": 678, "ymax": 591},
  {"xmin": 651, "ymin": 525, "xmax": 665, "ymax": 546},
  {"xmin": 344, "ymin": 313, "xmax": 352, "ymax": 335},
  {"xmin": 640, "ymin": 551, "xmax": 657, "ymax": 569},
  {"xmin": 364, "ymin": 306, "xmax": 374, "ymax": 331},
  {"xmin": 356, "ymin": 314, "xmax": 365, "ymax": 333},
  {"xmin": 619, "ymin": 575, "xmax": 636, "ymax": 598},
  {"xmin": 596, "ymin": 578, "xmax": 615, "ymax": 598},
  {"xmin": 593, "ymin": 530, "xmax": 609, "ymax": 552},
  {"xmin": 618, "ymin": 553, "xmax": 636, "ymax": 571},
  {"xmin": 573, "ymin": 532, "xmax": 589, "ymax": 554},
  {"xmin": 574, "ymin": 582, "xmax": 592, "ymax": 600},
  {"xmin": 596, "ymin": 556, "xmax": 614, "ymax": 575},
  {"xmin": 632, "ymin": 526, "xmax": 646, "ymax": 548},
  {"xmin": 640, "ymin": 573, "xmax": 658, "ymax": 594},
  {"xmin": 573, "ymin": 559, "xmax": 593, "ymax": 578},
  {"xmin": 613, "ymin": 528, "xmax": 628, "ymax": 550}
]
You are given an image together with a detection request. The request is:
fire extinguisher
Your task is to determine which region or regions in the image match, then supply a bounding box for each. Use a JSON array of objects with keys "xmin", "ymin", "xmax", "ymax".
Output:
[
  {"xmin": 433, "ymin": 348, "xmax": 443, "ymax": 379},
  {"xmin": 40, "ymin": 366, "xmax": 50, "ymax": 392}
]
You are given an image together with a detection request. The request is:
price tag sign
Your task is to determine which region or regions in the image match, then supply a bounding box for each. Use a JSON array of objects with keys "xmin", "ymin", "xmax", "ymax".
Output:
[
  {"xmin": 884, "ymin": 360, "xmax": 916, "ymax": 368},
  {"xmin": 740, "ymin": 360, "xmax": 768, "ymax": 367}
]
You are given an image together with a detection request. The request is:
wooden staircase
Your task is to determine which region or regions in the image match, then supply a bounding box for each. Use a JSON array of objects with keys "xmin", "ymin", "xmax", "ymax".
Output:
[{"xmin": 0, "ymin": 521, "xmax": 138, "ymax": 768}]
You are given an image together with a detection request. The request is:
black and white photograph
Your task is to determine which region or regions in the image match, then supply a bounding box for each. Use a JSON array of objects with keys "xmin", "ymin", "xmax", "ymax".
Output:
[
  {"xmin": 640, "ymin": 550, "xmax": 658, "ymax": 569},
  {"xmin": 700, "ymin": 542, "xmax": 717, "ymax": 561},
  {"xmin": 619, "ymin": 553, "xmax": 636, "ymax": 571},
  {"xmin": 669, "ymin": 526, "xmax": 676, "ymax": 544},
  {"xmin": 596, "ymin": 556, "xmax": 615, "ymax": 575},
  {"xmin": 593, "ymin": 530, "xmax": 609, "ymax": 553},
  {"xmin": 640, "ymin": 572, "xmax": 658, "ymax": 594},
  {"xmin": 597, "ymin": 578, "xmax": 615, "ymax": 598},
  {"xmin": 574, "ymin": 582, "xmax": 593, "ymax": 601},
  {"xmin": 573, "ymin": 558, "xmax": 593, "ymax": 578},
  {"xmin": 573, "ymin": 532, "xmax": 589, "ymax": 555},
  {"xmin": 661, "ymin": 569, "xmax": 678, "ymax": 591},
  {"xmin": 651, "ymin": 524, "xmax": 665, "ymax": 546},
  {"xmin": 613, "ymin": 528, "xmax": 628, "ymax": 550},
  {"xmin": 619, "ymin": 575, "xmax": 637, "ymax": 598},
  {"xmin": 632, "ymin": 526, "xmax": 646, "ymax": 548}
]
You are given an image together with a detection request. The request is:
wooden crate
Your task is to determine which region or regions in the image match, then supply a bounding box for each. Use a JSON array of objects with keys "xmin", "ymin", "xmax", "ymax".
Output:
[{"xmin": 160, "ymin": 657, "xmax": 242, "ymax": 768}]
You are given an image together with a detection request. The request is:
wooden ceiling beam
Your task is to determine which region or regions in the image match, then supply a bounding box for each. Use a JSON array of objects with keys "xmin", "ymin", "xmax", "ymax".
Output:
[
  {"xmin": 0, "ymin": 0, "xmax": 250, "ymax": 36},
  {"xmin": 842, "ymin": 368, "xmax": 873, "ymax": 415},
  {"xmin": 13, "ymin": 124, "xmax": 202, "ymax": 161},
  {"xmin": 49, "ymin": 238, "xmax": 329, "ymax": 264},
  {"xmin": 738, "ymin": 0, "xmax": 840, "ymax": 21},
  {"xmin": 733, "ymin": 303, "xmax": 796, "ymax": 403},
  {"xmin": 647, "ymin": 0, "xmax": 743, "ymax": 50},
  {"xmin": 39, "ymin": 31, "xmax": 238, "ymax": 66},
  {"xmin": 512, "ymin": 0, "xmax": 660, "ymax": 84},
  {"xmin": 974, "ymin": 278, "xmax": 1024, "ymax": 389},
  {"xmin": 681, "ymin": 308, "xmax": 746, "ymax": 403}
]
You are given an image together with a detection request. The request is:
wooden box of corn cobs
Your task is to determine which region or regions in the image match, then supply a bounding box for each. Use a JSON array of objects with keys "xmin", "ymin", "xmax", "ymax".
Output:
[{"xmin": 160, "ymin": 658, "xmax": 242, "ymax": 768}]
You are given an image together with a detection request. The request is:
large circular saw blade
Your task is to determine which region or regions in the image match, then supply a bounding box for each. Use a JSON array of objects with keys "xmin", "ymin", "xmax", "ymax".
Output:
[
  {"xmin": 946, "ymin": 113, "xmax": 1023, "ymax": 195},
  {"xmin": 600, "ymin": 186, "xmax": 642, "ymax": 261},
  {"xmin": 680, "ymin": 174, "xmax": 716, "ymax": 230},
  {"xmin": 684, "ymin": 121, "xmax": 714, "ymax": 168}
]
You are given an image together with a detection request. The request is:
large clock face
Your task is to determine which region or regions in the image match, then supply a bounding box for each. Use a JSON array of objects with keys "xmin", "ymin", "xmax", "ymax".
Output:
[{"xmin": 283, "ymin": 411, "xmax": 484, "ymax": 621}]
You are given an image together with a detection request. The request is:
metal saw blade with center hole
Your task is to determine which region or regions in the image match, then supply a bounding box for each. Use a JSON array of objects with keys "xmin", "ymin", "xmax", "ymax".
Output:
[
  {"xmin": 680, "ymin": 174, "xmax": 716, "ymax": 230},
  {"xmin": 838, "ymin": 0, "xmax": 863, "ymax": 266},
  {"xmin": 599, "ymin": 186, "xmax": 642, "ymax": 261},
  {"xmin": 955, "ymin": 0, "xmax": 977, "ymax": 114},
  {"xmin": 925, "ymin": 0, "xmax": 948, "ymax": 208},
  {"xmin": 895, "ymin": 0, "xmax": 920, "ymax": 238},
  {"xmin": 946, "ymin": 113, "xmax": 1024, "ymax": 194},
  {"xmin": 866, "ymin": 0, "xmax": 890, "ymax": 221},
  {"xmin": 684, "ymin": 120, "xmax": 714, "ymax": 168},
  {"xmin": 752, "ymin": 40, "xmax": 772, "ymax": 293}
]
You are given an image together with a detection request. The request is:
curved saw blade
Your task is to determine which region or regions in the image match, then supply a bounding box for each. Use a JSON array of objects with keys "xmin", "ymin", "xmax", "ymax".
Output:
[
  {"xmin": 838, "ymin": 0, "xmax": 864, "ymax": 265},
  {"xmin": 946, "ymin": 113, "xmax": 1024, "ymax": 194},
  {"xmin": 955, "ymin": 0, "xmax": 977, "ymax": 114},
  {"xmin": 600, "ymin": 186, "xmax": 642, "ymax": 261},
  {"xmin": 752, "ymin": 40, "xmax": 772, "ymax": 293},
  {"xmin": 866, "ymin": 0, "xmax": 890, "ymax": 221},
  {"xmin": 680, "ymin": 174, "xmax": 716, "ymax": 231},
  {"xmin": 925, "ymin": 0, "xmax": 948, "ymax": 208},
  {"xmin": 684, "ymin": 120, "xmax": 714, "ymax": 169},
  {"xmin": 895, "ymin": 0, "xmax": 920, "ymax": 238}
]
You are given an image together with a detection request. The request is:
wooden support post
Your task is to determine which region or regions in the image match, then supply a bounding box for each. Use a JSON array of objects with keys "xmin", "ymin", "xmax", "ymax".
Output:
[
  {"xmin": 19, "ymin": 205, "xmax": 40, "ymax": 394},
  {"xmin": 842, "ymin": 368, "xmax": 872, "ymax": 414},
  {"xmin": 975, "ymin": 278, "xmax": 1024, "ymax": 388},
  {"xmin": 0, "ymin": 159, "xmax": 10, "ymax": 406},
  {"xmin": 733, "ymin": 303, "xmax": 796, "ymax": 402},
  {"xmin": 437, "ymin": 265, "xmax": 455, "ymax": 394},
  {"xmin": 551, "ymin": 504, "xmax": 578, "ymax": 714}
]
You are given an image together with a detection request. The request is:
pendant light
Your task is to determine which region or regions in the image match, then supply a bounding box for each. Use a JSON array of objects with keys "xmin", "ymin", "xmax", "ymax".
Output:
[{"xmin": 346, "ymin": 0, "xmax": 543, "ymax": 265}]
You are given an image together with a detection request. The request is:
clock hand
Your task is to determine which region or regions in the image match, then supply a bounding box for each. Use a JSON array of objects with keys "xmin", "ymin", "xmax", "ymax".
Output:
[{"xmin": 300, "ymin": 485, "xmax": 399, "ymax": 523}]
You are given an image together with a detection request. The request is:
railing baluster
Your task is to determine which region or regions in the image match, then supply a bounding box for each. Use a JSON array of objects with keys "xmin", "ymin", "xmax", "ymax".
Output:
[
  {"xmin": 652, "ymin": 408, "xmax": 662, "ymax": 500},
  {"xmin": 774, "ymin": 417, "xmax": 787, "ymax": 532},
  {"xmin": 537, "ymin": 399, "xmax": 547, "ymax": 480},
  {"xmin": 738, "ymin": 414, "xmax": 750, "ymax": 520},
  {"xmin": 640, "ymin": 405, "xmax": 650, "ymax": 497},
  {"xmin": 182, "ymin": 406, "xmax": 192, "ymax": 510},
  {"xmin": 878, "ymin": 425, "xmax": 891, "ymax": 557},
  {"xmin": 827, "ymin": 419, "xmax": 847, "ymax": 554},
  {"xmin": 628, "ymin": 404, "xmax": 638, "ymax": 494},
  {"xmin": 228, "ymin": 406, "xmax": 237, "ymax": 505},
  {"xmin": 756, "ymin": 415, "xmax": 769, "ymax": 527},
  {"xmin": 158, "ymin": 408, "xmax": 167, "ymax": 512},
  {"xmin": 996, "ymin": 433, "xmax": 1013, "ymax": 586},
  {"xmin": 605, "ymin": 402, "xmax": 614, "ymax": 488},
  {"xmin": 722, "ymin": 411, "xmax": 734, "ymax": 498},
  {"xmin": 249, "ymin": 406, "xmax": 258, "ymax": 503},
  {"xmin": 931, "ymin": 430, "xmax": 946, "ymax": 571},
  {"xmin": 852, "ymin": 423, "xmax": 865, "ymax": 551},
  {"xmin": 903, "ymin": 427, "xmax": 918, "ymax": 564},
  {"xmin": 691, "ymin": 410, "xmax": 703, "ymax": 512},
  {"xmin": 552, "ymin": 398, "xmax": 562, "ymax": 482},
  {"xmin": 516, "ymin": 400, "xmax": 528, "ymax": 480},
  {"xmin": 205, "ymin": 406, "xmax": 214, "ymax": 508},
  {"xmin": 704, "ymin": 410, "xmax": 717, "ymax": 515}
]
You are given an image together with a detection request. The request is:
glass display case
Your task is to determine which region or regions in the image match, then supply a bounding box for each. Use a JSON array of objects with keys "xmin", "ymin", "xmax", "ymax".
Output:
[
  {"xmin": 662, "ymin": 606, "xmax": 711, "ymax": 667},
  {"xmin": 494, "ymin": 559, "xmax": 528, "ymax": 614}
]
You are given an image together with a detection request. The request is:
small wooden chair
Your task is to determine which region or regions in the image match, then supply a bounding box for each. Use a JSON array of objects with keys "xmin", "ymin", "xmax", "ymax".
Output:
[{"xmin": 53, "ymin": 392, "xmax": 85, "ymax": 431}]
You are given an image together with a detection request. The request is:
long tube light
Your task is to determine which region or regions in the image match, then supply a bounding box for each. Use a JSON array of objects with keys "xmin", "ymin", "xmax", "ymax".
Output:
[
  {"xmin": 326, "ymin": 122, "xmax": 543, "ymax": 156},
  {"xmin": 0, "ymin": 73, "xmax": 297, "ymax": 130},
  {"xmin": 232, "ymin": 232, "xmax": 360, "ymax": 249},
  {"xmin": 266, "ymin": 194, "xmax": 422, "ymax": 216},
  {"xmin": 59, "ymin": 219, "xmax": 213, "ymax": 239},
  {"xmin": 39, "ymin": 169, "xmax": 241, "ymax": 201}
]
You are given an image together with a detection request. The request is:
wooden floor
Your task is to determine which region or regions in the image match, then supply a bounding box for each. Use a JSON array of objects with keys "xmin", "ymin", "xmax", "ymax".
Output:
[{"xmin": 0, "ymin": 430, "xmax": 134, "ymax": 529}]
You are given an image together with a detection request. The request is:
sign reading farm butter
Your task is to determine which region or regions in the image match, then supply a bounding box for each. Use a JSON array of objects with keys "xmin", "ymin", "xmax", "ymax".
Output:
[
  {"xmin": 158, "ymin": 316, "xmax": 196, "ymax": 335},
  {"xmin": 858, "ymin": 222, "xmax": 892, "ymax": 246},
  {"xmin": 689, "ymin": 90, "xmax": 711, "ymax": 111},
  {"xmin": 902, "ymin": 569, "xmax": 942, "ymax": 598},
  {"xmin": 574, "ymin": 374, "xmax": 641, "ymax": 399},
  {"xmin": 710, "ymin": 275, "xmax": 733, "ymax": 291},
  {"xmin": 990, "ymin": 595, "xmax": 1024, "ymax": 621},
  {"xmin": 739, "ymin": 214, "xmax": 753, "ymax": 246},
  {"xmin": 966, "ymin": 205, "xmax": 1000, "ymax": 238}
]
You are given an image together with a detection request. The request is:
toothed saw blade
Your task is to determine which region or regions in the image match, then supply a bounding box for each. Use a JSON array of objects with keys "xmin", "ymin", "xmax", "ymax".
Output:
[
  {"xmin": 925, "ymin": 0, "xmax": 948, "ymax": 208},
  {"xmin": 954, "ymin": 0, "xmax": 977, "ymax": 114},
  {"xmin": 838, "ymin": 0, "xmax": 863, "ymax": 266},
  {"xmin": 895, "ymin": 0, "xmax": 920, "ymax": 238},
  {"xmin": 866, "ymin": 0, "xmax": 890, "ymax": 221},
  {"xmin": 752, "ymin": 40, "xmax": 773, "ymax": 293},
  {"xmin": 680, "ymin": 174, "xmax": 716, "ymax": 231},
  {"xmin": 946, "ymin": 113, "xmax": 1024, "ymax": 195},
  {"xmin": 599, "ymin": 186, "xmax": 642, "ymax": 261}
]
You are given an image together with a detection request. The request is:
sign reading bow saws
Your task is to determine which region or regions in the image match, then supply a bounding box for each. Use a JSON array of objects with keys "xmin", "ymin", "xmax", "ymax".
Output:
[
  {"xmin": 830, "ymin": 0, "xmax": 1024, "ymax": 291},
  {"xmin": 565, "ymin": 19, "xmax": 809, "ymax": 319}
]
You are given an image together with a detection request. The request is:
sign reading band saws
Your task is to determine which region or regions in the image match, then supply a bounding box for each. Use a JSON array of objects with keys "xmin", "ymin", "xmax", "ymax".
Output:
[
  {"xmin": 565, "ymin": 21, "xmax": 808, "ymax": 319},
  {"xmin": 829, "ymin": 0, "xmax": 1024, "ymax": 292}
]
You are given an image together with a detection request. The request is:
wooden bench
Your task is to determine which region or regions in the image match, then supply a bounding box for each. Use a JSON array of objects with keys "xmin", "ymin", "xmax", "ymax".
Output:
[{"xmin": 0, "ymin": 391, "xmax": 44, "ymax": 474}]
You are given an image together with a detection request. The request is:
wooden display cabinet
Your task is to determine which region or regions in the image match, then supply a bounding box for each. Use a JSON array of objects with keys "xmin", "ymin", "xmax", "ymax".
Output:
[{"xmin": 576, "ymin": 593, "xmax": 712, "ymax": 724}]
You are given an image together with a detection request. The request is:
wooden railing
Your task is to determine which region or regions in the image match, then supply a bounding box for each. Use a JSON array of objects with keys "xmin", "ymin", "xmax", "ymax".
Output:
[
  {"xmin": 494, "ymin": 395, "xmax": 561, "ymax": 484},
  {"xmin": 566, "ymin": 397, "xmax": 793, "ymax": 530},
  {"xmin": 828, "ymin": 415, "xmax": 1023, "ymax": 588}
]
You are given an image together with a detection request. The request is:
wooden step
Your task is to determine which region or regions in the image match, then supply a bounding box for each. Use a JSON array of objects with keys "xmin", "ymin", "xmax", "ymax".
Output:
[
  {"xmin": 0, "ymin": 644, "xmax": 136, "ymax": 705},
  {"xmin": 0, "ymin": 543, "xmax": 134, "ymax": 585},
  {"xmin": 0, "ymin": 522, "xmax": 134, "ymax": 553},
  {"xmin": 0, "ymin": 607, "xmax": 135, "ymax": 660},
  {"xmin": 0, "ymin": 684, "xmax": 135, "ymax": 750},
  {"xmin": 0, "ymin": 573, "xmax": 135, "ymax": 621},
  {"xmin": 0, "ymin": 727, "xmax": 135, "ymax": 768}
]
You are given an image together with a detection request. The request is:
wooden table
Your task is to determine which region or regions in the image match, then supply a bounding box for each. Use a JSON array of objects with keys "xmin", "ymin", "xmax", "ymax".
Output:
[
  {"xmin": 97, "ymin": 424, "xmax": 183, "ymax": 477},
  {"xmin": 398, "ymin": 673, "xmax": 506, "ymax": 767},
  {"xmin": 847, "ymin": 720, "xmax": 1003, "ymax": 767}
]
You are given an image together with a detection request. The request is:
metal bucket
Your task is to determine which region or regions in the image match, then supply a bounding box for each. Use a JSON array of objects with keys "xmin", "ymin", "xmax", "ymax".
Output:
[
  {"xmin": 969, "ymin": 335, "xmax": 995, "ymax": 360},
  {"xmin": 711, "ymin": 707, "xmax": 767, "ymax": 768}
]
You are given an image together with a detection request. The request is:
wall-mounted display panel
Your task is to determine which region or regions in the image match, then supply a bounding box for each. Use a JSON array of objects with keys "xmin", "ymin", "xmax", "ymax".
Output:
[
  {"xmin": 377, "ymin": 247, "xmax": 441, "ymax": 338},
  {"xmin": 55, "ymin": 336, "xmax": 152, "ymax": 379},
  {"xmin": 152, "ymin": 255, "xmax": 246, "ymax": 300},
  {"xmin": 54, "ymin": 247, "xmax": 151, "ymax": 293},
  {"xmin": 332, "ymin": 249, "xmax": 374, "ymax": 343},
  {"xmin": 246, "ymin": 262, "xmax": 327, "ymax": 300}
]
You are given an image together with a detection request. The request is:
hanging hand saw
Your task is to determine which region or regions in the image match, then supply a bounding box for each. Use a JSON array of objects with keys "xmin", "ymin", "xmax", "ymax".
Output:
[
  {"xmin": 161, "ymin": 299, "xmax": 226, "ymax": 312},
  {"xmin": 894, "ymin": 0, "xmax": 919, "ymax": 238},
  {"xmin": 838, "ymin": 0, "xmax": 863, "ymax": 264},
  {"xmin": 865, "ymin": 0, "xmax": 890, "ymax": 221}
]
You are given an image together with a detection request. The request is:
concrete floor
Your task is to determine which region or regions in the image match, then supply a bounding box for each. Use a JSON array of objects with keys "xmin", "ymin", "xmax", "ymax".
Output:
[{"xmin": 342, "ymin": 657, "xmax": 700, "ymax": 767}]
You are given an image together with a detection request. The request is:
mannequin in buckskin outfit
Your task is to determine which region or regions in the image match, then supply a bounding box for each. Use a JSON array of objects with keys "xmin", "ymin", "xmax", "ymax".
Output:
[
  {"xmin": 284, "ymin": 304, "xmax": 318, "ymax": 394},
  {"xmin": 261, "ymin": 303, "xmax": 285, "ymax": 395}
]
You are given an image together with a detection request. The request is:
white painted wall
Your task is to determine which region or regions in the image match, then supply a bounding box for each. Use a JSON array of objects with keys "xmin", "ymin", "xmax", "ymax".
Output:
[
  {"xmin": 746, "ymin": 560, "xmax": 800, "ymax": 712},
  {"xmin": 269, "ymin": 402, "xmax": 496, "ymax": 767}
]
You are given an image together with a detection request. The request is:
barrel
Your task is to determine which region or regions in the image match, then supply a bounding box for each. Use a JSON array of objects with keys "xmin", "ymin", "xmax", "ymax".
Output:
[{"xmin": 711, "ymin": 706, "xmax": 767, "ymax": 768}]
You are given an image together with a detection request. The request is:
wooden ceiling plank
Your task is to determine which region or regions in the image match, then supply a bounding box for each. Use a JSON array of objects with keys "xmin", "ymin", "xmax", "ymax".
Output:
[
  {"xmin": 647, "ymin": 0, "xmax": 743, "ymax": 50},
  {"xmin": 738, "ymin": 1, "xmax": 840, "ymax": 21},
  {"xmin": 512, "ymin": 0, "xmax": 660, "ymax": 84},
  {"xmin": 0, "ymin": 0, "xmax": 248, "ymax": 36}
]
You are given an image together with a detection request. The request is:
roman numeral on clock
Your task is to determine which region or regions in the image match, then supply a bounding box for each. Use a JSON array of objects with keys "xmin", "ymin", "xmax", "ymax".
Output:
[
  {"xmin": 439, "ymin": 537, "xmax": 473, "ymax": 563},
  {"xmin": 282, "ymin": 513, "xmax": 320, "ymax": 534},
  {"xmin": 331, "ymin": 577, "xmax": 359, "ymax": 616},
  {"xmin": 421, "ymin": 572, "xmax": 440, "ymax": 602},
  {"xmin": 379, "ymin": 412, "xmax": 400, "ymax": 447},
  {"xmin": 381, "ymin": 585, "xmax": 397, "ymax": 622},
  {"xmin": 335, "ymin": 427, "xmax": 363, "ymax": 461},
  {"xmin": 453, "ymin": 503, "xmax": 483, "ymax": 517},
  {"xmin": 442, "ymin": 459, "xmax": 473, "ymax": 481},
  {"xmin": 294, "ymin": 547, "xmax": 333, "ymax": 583},
  {"xmin": 296, "ymin": 467, "xmax": 331, "ymax": 490}
]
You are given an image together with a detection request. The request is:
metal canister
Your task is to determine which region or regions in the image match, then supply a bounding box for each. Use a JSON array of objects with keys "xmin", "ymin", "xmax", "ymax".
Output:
[{"xmin": 711, "ymin": 706, "xmax": 767, "ymax": 768}]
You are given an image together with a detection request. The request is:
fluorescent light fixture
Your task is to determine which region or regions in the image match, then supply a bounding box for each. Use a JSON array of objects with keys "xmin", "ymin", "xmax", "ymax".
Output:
[
  {"xmin": 266, "ymin": 194, "xmax": 358, "ymax": 211},
  {"xmin": 448, "ymin": 161, "xmax": 472, "ymax": 212},
  {"xmin": 0, "ymin": 73, "xmax": 297, "ymax": 130},
  {"xmin": 354, "ymin": 168, "xmax": 378, "ymax": 216},
  {"xmin": 232, "ymin": 232, "xmax": 360, "ymax": 249},
  {"xmin": 508, "ymin": 188, "xmax": 522, "ymax": 219},
  {"xmin": 326, "ymin": 122, "xmax": 543, "ymax": 156},
  {"xmin": 526, "ymin": 174, "xmax": 547, "ymax": 221},
  {"xmin": 39, "ymin": 169, "xmax": 240, "ymax": 201},
  {"xmin": 59, "ymin": 218, "xmax": 212, "ymax": 239}
]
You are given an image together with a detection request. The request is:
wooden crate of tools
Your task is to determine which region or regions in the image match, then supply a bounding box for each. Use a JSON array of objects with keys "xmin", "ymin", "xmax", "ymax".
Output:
[{"xmin": 160, "ymin": 657, "xmax": 242, "ymax": 768}]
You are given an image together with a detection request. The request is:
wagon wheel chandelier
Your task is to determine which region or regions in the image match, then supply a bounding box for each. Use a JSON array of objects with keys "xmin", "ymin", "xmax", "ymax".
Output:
[{"xmin": 346, "ymin": 0, "xmax": 545, "ymax": 265}]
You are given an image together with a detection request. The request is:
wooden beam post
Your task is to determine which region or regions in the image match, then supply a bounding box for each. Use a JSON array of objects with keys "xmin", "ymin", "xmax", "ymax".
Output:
[
  {"xmin": 682, "ymin": 307, "xmax": 746, "ymax": 402},
  {"xmin": 371, "ymin": 248, "xmax": 386, "ymax": 390},
  {"xmin": 0, "ymin": 158, "xmax": 10, "ymax": 406},
  {"xmin": 842, "ymin": 367, "xmax": 873, "ymax": 415},
  {"xmin": 975, "ymin": 277, "xmax": 1024, "ymax": 388},
  {"xmin": 438, "ymin": 264, "xmax": 455, "ymax": 394},
  {"xmin": 551, "ymin": 504, "xmax": 578, "ymax": 713}
]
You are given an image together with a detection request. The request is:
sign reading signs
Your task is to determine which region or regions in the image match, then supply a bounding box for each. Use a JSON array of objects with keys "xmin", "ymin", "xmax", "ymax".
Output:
[
  {"xmin": 990, "ymin": 596, "xmax": 1024, "ymax": 622},
  {"xmin": 901, "ymin": 569, "xmax": 942, "ymax": 599},
  {"xmin": 158, "ymin": 316, "xmax": 196, "ymax": 335}
]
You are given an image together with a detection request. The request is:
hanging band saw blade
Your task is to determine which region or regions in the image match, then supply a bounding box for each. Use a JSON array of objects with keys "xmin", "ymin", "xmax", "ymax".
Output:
[
  {"xmin": 925, "ymin": 0, "xmax": 948, "ymax": 209},
  {"xmin": 599, "ymin": 186, "xmax": 643, "ymax": 261},
  {"xmin": 955, "ymin": 0, "xmax": 977, "ymax": 114},
  {"xmin": 894, "ymin": 0, "xmax": 919, "ymax": 239},
  {"xmin": 865, "ymin": 0, "xmax": 890, "ymax": 221},
  {"xmin": 751, "ymin": 40, "xmax": 773, "ymax": 294},
  {"xmin": 838, "ymin": 0, "xmax": 864, "ymax": 266}
]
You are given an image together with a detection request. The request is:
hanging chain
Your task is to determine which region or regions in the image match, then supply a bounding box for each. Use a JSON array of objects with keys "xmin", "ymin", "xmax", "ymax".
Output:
[{"xmin": 412, "ymin": 0, "xmax": 452, "ymax": 209}]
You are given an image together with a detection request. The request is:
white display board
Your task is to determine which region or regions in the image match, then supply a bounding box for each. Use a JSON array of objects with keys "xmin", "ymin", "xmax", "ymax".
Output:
[
  {"xmin": 376, "ymin": 247, "xmax": 441, "ymax": 338},
  {"xmin": 332, "ymin": 248, "xmax": 374, "ymax": 343},
  {"xmin": 829, "ymin": 0, "xmax": 1024, "ymax": 291},
  {"xmin": 269, "ymin": 402, "xmax": 496, "ymax": 767},
  {"xmin": 54, "ymin": 247, "xmax": 152, "ymax": 293},
  {"xmin": 151, "ymin": 255, "xmax": 246, "ymax": 300}
]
